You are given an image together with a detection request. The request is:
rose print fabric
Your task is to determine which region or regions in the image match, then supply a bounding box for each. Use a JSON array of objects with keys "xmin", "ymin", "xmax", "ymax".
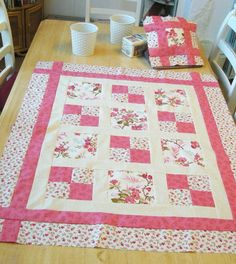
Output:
[
  {"xmin": 110, "ymin": 108, "xmax": 147, "ymax": 130},
  {"xmin": 108, "ymin": 170, "xmax": 155, "ymax": 204}
]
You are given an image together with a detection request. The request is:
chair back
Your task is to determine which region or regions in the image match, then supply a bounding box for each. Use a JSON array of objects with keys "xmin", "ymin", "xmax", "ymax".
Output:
[
  {"xmin": 209, "ymin": 4, "xmax": 236, "ymax": 120},
  {"xmin": 0, "ymin": 0, "xmax": 15, "ymax": 87},
  {"xmin": 85, "ymin": 0, "xmax": 142, "ymax": 26}
]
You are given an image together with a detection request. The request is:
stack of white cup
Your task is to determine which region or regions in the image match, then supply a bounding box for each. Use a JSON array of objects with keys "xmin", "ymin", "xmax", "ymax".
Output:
[
  {"xmin": 110, "ymin": 14, "xmax": 136, "ymax": 44},
  {"xmin": 70, "ymin": 22, "xmax": 98, "ymax": 56}
]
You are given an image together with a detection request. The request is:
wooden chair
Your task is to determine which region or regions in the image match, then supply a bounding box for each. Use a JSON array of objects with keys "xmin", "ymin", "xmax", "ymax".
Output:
[
  {"xmin": 85, "ymin": 0, "xmax": 142, "ymax": 26},
  {"xmin": 209, "ymin": 4, "xmax": 236, "ymax": 121},
  {"xmin": 0, "ymin": 0, "xmax": 16, "ymax": 111}
]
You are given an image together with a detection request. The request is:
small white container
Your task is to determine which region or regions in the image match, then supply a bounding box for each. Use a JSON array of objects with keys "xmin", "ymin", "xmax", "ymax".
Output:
[
  {"xmin": 110, "ymin": 14, "xmax": 135, "ymax": 45},
  {"xmin": 70, "ymin": 22, "xmax": 98, "ymax": 56},
  {"xmin": 122, "ymin": 34, "xmax": 147, "ymax": 57}
]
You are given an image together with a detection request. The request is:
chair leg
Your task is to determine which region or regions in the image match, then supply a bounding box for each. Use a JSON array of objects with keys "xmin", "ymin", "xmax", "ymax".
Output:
[{"xmin": 85, "ymin": 0, "xmax": 91, "ymax": 23}]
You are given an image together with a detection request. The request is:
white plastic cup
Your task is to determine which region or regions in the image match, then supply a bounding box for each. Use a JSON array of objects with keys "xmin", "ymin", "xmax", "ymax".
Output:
[
  {"xmin": 70, "ymin": 22, "xmax": 98, "ymax": 56},
  {"xmin": 110, "ymin": 14, "xmax": 135, "ymax": 44}
]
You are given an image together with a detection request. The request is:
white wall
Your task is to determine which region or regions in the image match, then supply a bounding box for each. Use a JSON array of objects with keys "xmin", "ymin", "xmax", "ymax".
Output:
[
  {"xmin": 177, "ymin": 0, "xmax": 234, "ymax": 42},
  {"xmin": 45, "ymin": 0, "xmax": 85, "ymax": 17},
  {"xmin": 44, "ymin": 0, "xmax": 153, "ymax": 20},
  {"xmin": 205, "ymin": 0, "xmax": 234, "ymax": 41},
  {"xmin": 176, "ymin": 0, "xmax": 234, "ymax": 57}
]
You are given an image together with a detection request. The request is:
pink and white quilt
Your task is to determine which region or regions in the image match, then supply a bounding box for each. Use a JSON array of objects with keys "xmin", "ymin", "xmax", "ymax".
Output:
[
  {"xmin": 143, "ymin": 16, "xmax": 204, "ymax": 68},
  {"xmin": 0, "ymin": 61, "xmax": 236, "ymax": 253}
]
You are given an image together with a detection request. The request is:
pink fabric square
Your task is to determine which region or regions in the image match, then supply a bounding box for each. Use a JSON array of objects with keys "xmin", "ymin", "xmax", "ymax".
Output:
[
  {"xmin": 69, "ymin": 183, "xmax": 93, "ymax": 200},
  {"xmin": 176, "ymin": 122, "xmax": 195, "ymax": 133},
  {"xmin": 128, "ymin": 94, "xmax": 145, "ymax": 104},
  {"xmin": 80, "ymin": 115, "xmax": 99, "ymax": 127},
  {"xmin": 112, "ymin": 85, "xmax": 128, "ymax": 94},
  {"xmin": 110, "ymin": 136, "xmax": 130, "ymax": 149},
  {"xmin": 130, "ymin": 149, "xmax": 151, "ymax": 163},
  {"xmin": 49, "ymin": 167, "xmax": 73, "ymax": 183},
  {"xmin": 191, "ymin": 190, "xmax": 215, "ymax": 207},
  {"xmin": 63, "ymin": 104, "xmax": 82, "ymax": 115},
  {"xmin": 0, "ymin": 220, "xmax": 21, "ymax": 242},
  {"xmin": 158, "ymin": 111, "xmax": 176, "ymax": 122},
  {"xmin": 167, "ymin": 174, "xmax": 189, "ymax": 189}
]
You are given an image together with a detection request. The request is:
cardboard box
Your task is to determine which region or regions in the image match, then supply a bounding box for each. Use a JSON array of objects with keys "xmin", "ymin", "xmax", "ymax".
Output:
[{"xmin": 122, "ymin": 34, "xmax": 147, "ymax": 57}]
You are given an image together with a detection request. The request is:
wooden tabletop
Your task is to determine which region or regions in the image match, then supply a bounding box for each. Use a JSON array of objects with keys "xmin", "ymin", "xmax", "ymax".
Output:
[
  {"xmin": 0, "ymin": 19, "xmax": 235, "ymax": 264},
  {"xmin": 0, "ymin": 19, "xmax": 213, "ymax": 150}
]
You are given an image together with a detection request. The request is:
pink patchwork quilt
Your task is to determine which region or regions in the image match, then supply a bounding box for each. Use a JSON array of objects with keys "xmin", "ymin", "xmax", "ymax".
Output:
[
  {"xmin": 0, "ymin": 61, "xmax": 236, "ymax": 253},
  {"xmin": 143, "ymin": 16, "xmax": 204, "ymax": 69}
]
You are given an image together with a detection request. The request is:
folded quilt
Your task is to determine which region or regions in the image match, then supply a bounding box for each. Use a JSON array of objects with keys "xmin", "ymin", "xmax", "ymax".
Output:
[{"xmin": 143, "ymin": 16, "xmax": 204, "ymax": 69}]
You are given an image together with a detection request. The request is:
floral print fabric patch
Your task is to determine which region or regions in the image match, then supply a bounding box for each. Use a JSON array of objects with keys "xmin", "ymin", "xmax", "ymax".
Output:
[
  {"xmin": 108, "ymin": 170, "xmax": 155, "ymax": 204},
  {"xmin": 67, "ymin": 81, "xmax": 102, "ymax": 100},
  {"xmin": 111, "ymin": 108, "xmax": 147, "ymax": 130},
  {"xmin": 54, "ymin": 131, "xmax": 98, "ymax": 159},
  {"xmin": 154, "ymin": 88, "xmax": 188, "ymax": 107},
  {"xmin": 161, "ymin": 139, "xmax": 204, "ymax": 168}
]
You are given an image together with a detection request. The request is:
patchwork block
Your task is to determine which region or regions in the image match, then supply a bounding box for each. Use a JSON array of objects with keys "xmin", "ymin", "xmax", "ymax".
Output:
[
  {"xmin": 46, "ymin": 166, "xmax": 94, "ymax": 201},
  {"xmin": 167, "ymin": 173, "xmax": 215, "ymax": 207},
  {"xmin": 154, "ymin": 88, "xmax": 189, "ymax": 108},
  {"xmin": 62, "ymin": 105, "xmax": 100, "ymax": 127},
  {"xmin": 111, "ymin": 108, "xmax": 148, "ymax": 131},
  {"xmin": 108, "ymin": 170, "xmax": 155, "ymax": 204},
  {"xmin": 161, "ymin": 139, "xmax": 204, "ymax": 167},
  {"xmin": 158, "ymin": 110, "xmax": 195, "ymax": 134},
  {"xmin": 54, "ymin": 132, "xmax": 98, "ymax": 159},
  {"xmin": 109, "ymin": 136, "xmax": 150, "ymax": 164},
  {"xmin": 66, "ymin": 81, "xmax": 102, "ymax": 100},
  {"xmin": 112, "ymin": 85, "xmax": 145, "ymax": 104}
]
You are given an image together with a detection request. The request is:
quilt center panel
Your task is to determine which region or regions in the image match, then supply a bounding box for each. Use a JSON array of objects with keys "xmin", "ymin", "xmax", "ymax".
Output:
[{"xmin": 27, "ymin": 75, "xmax": 231, "ymax": 220}]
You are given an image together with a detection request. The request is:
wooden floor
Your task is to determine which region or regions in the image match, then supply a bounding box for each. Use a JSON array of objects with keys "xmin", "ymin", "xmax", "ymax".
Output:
[{"xmin": 0, "ymin": 243, "xmax": 236, "ymax": 264}]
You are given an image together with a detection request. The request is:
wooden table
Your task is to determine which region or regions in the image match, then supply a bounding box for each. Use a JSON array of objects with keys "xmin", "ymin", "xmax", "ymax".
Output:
[{"xmin": 0, "ymin": 19, "xmax": 235, "ymax": 264}]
